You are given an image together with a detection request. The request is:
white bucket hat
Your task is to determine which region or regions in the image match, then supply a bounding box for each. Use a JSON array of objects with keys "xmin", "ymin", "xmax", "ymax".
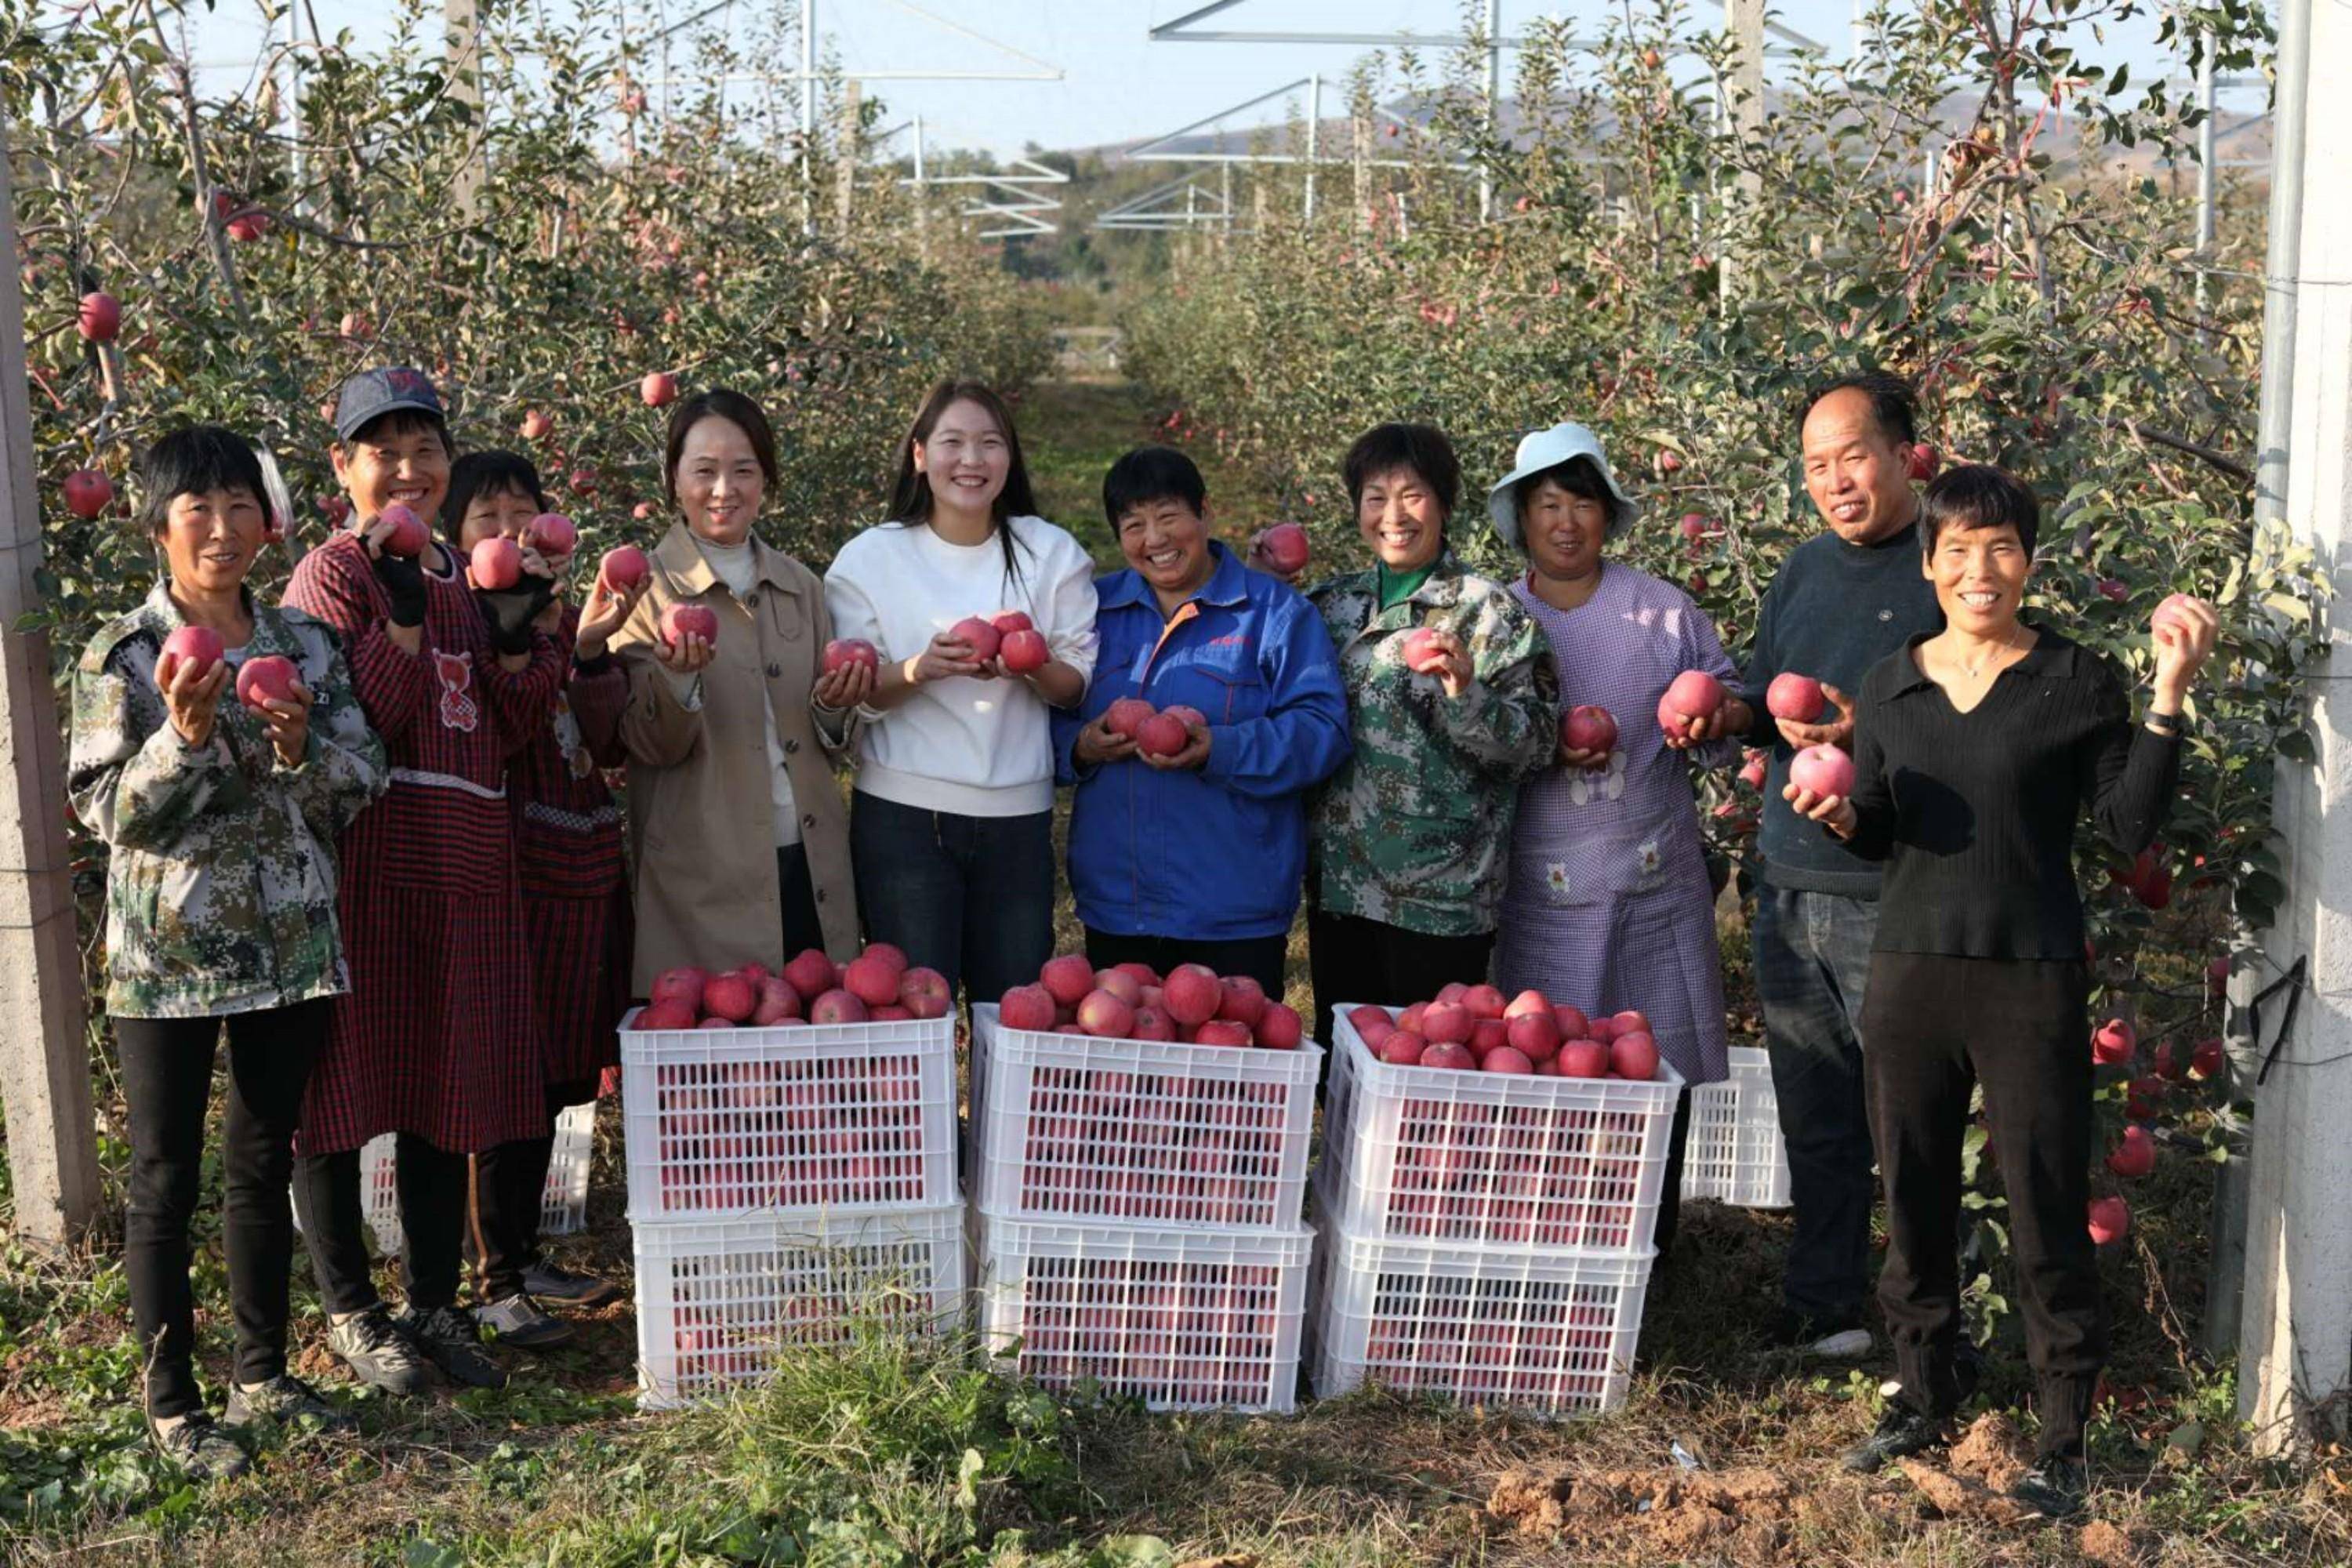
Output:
[{"xmin": 1486, "ymin": 420, "xmax": 1639, "ymax": 548}]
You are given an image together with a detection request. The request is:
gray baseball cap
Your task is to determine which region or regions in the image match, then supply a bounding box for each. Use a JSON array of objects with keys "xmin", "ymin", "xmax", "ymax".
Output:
[{"xmin": 331, "ymin": 366, "xmax": 447, "ymax": 442}]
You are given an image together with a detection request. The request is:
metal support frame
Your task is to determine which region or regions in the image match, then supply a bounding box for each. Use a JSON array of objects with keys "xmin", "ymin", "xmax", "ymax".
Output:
[{"xmin": 1149, "ymin": 0, "xmax": 1826, "ymax": 57}]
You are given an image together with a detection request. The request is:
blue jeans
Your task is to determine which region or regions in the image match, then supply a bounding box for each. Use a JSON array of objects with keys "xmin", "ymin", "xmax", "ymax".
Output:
[
  {"xmin": 850, "ymin": 791, "xmax": 1054, "ymax": 1005},
  {"xmin": 1751, "ymin": 884, "xmax": 1881, "ymax": 1324}
]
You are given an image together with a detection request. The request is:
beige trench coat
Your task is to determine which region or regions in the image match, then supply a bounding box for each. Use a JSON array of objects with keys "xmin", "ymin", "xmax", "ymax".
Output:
[{"xmin": 611, "ymin": 523, "xmax": 862, "ymax": 990}]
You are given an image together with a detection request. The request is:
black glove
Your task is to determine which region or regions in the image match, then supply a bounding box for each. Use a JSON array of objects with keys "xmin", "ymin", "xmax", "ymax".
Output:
[
  {"xmin": 476, "ymin": 576, "xmax": 557, "ymax": 655},
  {"xmin": 372, "ymin": 550, "xmax": 428, "ymax": 629}
]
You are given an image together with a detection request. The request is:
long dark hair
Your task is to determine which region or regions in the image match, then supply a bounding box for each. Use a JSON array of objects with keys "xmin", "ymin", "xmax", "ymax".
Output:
[{"xmin": 884, "ymin": 379, "xmax": 1037, "ymax": 591}]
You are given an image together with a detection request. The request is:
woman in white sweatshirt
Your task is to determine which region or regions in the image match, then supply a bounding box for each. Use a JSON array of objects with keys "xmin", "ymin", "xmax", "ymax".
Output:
[{"xmin": 824, "ymin": 381, "xmax": 1098, "ymax": 1004}]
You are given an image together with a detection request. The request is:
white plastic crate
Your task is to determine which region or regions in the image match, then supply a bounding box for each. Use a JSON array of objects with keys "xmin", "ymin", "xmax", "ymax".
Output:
[
  {"xmin": 634, "ymin": 1202, "xmax": 967, "ymax": 1410},
  {"xmin": 968, "ymin": 1004, "xmax": 1320, "ymax": 1231},
  {"xmin": 297, "ymin": 1101, "xmax": 599, "ymax": 1256},
  {"xmin": 974, "ymin": 1212, "xmax": 1311, "ymax": 1413},
  {"xmin": 619, "ymin": 1007, "xmax": 957, "ymax": 1221},
  {"xmin": 1306, "ymin": 1206, "xmax": 1653, "ymax": 1417},
  {"xmin": 1679, "ymin": 1046, "xmax": 1792, "ymax": 1209},
  {"xmin": 1319, "ymin": 1005, "xmax": 1684, "ymax": 1255}
]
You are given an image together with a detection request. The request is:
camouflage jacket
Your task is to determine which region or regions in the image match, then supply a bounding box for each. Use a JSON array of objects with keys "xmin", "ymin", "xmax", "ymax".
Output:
[
  {"xmin": 69, "ymin": 583, "xmax": 389, "ymax": 1018},
  {"xmin": 1306, "ymin": 554, "xmax": 1559, "ymax": 936}
]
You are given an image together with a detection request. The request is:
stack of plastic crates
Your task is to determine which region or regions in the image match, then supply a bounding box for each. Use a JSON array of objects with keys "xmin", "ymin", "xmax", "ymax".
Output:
[
  {"xmin": 1306, "ymin": 1007, "xmax": 1685, "ymax": 1417},
  {"xmin": 618, "ymin": 1006, "xmax": 965, "ymax": 1409},
  {"xmin": 967, "ymin": 1004, "xmax": 1318, "ymax": 1413}
]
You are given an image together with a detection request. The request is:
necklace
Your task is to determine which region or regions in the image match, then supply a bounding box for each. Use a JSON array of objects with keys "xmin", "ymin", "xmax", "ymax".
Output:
[{"xmin": 1956, "ymin": 625, "xmax": 2024, "ymax": 680}]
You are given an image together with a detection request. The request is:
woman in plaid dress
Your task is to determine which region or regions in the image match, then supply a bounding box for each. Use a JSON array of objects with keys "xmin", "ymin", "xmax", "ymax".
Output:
[
  {"xmin": 281, "ymin": 369, "xmax": 565, "ymax": 1396},
  {"xmin": 441, "ymin": 452, "xmax": 645, "ymax": 1345}
]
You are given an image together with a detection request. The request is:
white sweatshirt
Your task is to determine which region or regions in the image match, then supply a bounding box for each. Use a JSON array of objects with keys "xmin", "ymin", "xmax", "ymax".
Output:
[{"xmin": 824, "ymin": 515, "xmax": 1099, "ymax": 817}]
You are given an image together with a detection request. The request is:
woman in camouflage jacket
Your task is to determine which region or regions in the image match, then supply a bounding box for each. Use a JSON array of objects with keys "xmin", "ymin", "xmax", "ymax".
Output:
[
  {"xmin": 1296, "ymin": 423, "xmax": 1559, "ymax": 1041},
  {"xmin": 67, "ymin": 428, "xmax": 387, "ymax": 1479}
]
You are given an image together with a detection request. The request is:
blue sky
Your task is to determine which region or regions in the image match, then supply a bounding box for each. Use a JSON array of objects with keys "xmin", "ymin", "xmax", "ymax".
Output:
[{"xmin": 158, "ymin": 0, "xmax": 2259, "ymax": 159}]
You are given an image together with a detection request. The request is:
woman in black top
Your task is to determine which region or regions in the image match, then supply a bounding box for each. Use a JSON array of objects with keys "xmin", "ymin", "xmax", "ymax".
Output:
[{"xmin": 1787, "ymin": 464, "xmax": 2216, "ymax": 1519}]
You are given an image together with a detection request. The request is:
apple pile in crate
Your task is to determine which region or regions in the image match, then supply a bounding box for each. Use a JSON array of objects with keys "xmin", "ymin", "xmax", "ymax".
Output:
[
  {"xmin": 637, "ymin": 942, "xmax": 953, "ymax": 1031},
  {"xmin": 1346, "ymin": 982, "xmax": 1663, "ymax": 1080},
  {"xmin": 996, "ymin": 953, "xmax": 1304, "ymax": 1049}
]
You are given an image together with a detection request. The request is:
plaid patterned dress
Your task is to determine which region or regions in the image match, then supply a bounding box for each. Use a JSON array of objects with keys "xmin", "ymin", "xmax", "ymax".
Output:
[
  {"xmin": 282, "ymin": 534, "xmax": 564, "ymax": 1152},
  {"xmin": 1494, "ymin": 564, "xmax": 1738, "ymax": 1087},
  {"xmin": 511, "ymin": 604, "xmax": 632, "ymax": 1094}
]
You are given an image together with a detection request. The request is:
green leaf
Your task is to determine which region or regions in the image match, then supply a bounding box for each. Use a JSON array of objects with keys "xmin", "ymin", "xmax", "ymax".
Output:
[{"xmin": 1089, "ymin": 1537, "xmax": 1176, "ymax": 1568}]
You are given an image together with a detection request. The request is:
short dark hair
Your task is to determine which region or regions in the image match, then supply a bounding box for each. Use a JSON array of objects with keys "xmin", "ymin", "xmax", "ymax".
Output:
[
  {"xmin": 664, "ymin": 389, "xmax": 781, "ymax": 505},
  {"xmin": 1343, "ymin": 423, "xmax": 1460, "ymax": 521},
  {"xmin": 1920, "ymin": 463, "xmax": 2040, "ymax": 559},
  {"xmin": 1103, "ymin": 445, "xmax": 1207, "ymax": 528},
  {"xmin": 885, "ymin": 379, "xmax": 1039, "ymax": 590},
  {"xmin": 441, "ymin": 451, "xmax": 547, "ymax": 541},
  {"xmin": 136, "ymin": 425, "xmax": 268, "ymax": 534},
  {"xmin": 1515, "ymin": 456, "xmax": 1630, "ymax": 542},
  {"xmin": 1801, "ymin": 370, "xmax": 1919, "ymax": 449},
  {"xmin": 343, "ymin": 407, "xmax": 453, "ymax": 455}
]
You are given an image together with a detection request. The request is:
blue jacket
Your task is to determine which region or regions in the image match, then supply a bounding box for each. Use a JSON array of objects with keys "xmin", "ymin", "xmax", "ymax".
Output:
[{"xmin": 1054, "ymin": 543, "xmax": 1352, "ymax": 941}]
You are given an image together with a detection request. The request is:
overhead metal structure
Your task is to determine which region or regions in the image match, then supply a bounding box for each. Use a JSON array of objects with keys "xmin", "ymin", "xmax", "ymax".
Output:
[
  {"xmin": 1094, "ymin": 172, "xmax": 1237, "ymax": 232},
  {"xmin": 1149, "ymin": 0, "xmax": 1828, "ymax": 57}
]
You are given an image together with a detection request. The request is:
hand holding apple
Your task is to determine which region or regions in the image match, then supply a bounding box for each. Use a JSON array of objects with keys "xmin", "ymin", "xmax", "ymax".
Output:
[
  {"xmin": 1401, "ymin": 627, "xmax": 1473, "ymax": 699},
  {"xmin": 1073, "ymin": 712, "xmax": 1138, "ymax": 767},
  {"xmin": 1781, "ymin": 778, "xmax": 1857, "ymax": 838},
  {"xmin": 907, "ymin": 630, "xmax": 986, "ymax": 685},
  {"xmin": 250, "ymin": 675, "xmax": 316, "ymax": 767},
  {"xmin": 2149, "ymin": 593, "xmax": 2218, "ymax": 707},
  {"xmin": 575, "ymin": 572, "xmax": 647, "ymax": 662},
  {"xmin": 156, "ymin": 645, "xmax": 230, "ymax": 747},
  {"xmin": 1663, "ymin": 695, "xmax": 1753, "ymax": 751},
  {"xmin": 811, "ymin": 654, "xmax": 877, "ymax": 711},
  {"xmin": 653, "ymin": 615, "xmax": 717, "ymax": 676},
  {"xmin": 1138, "ymin": 715, "xmax": 1210, "ymax": 772},
  {"xmin": 1773, "ymin": 681, "xmax": 1855, "ymax": 753}
]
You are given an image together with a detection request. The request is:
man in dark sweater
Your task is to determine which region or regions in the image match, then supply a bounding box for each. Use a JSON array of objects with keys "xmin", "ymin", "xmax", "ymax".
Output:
[{"xmin": 1737, "ymin": 372, "xmax": 1943, "ymax": 1357}]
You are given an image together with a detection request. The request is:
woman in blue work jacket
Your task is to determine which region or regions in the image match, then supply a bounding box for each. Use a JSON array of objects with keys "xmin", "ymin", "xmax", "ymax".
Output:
[{"xmin": 1054, "ymin": 445, "xmax": 1352, "ymax": 996}]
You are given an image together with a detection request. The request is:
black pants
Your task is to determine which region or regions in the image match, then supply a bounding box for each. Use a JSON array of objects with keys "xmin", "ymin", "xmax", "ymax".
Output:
[
  {"xmin": 850, "ymin": 792, "xmax": 1054, "ymax": 1004},
  {"xmin": 114, "ymin": 1000, "xmax": 325, "ymax": 1419},
  {"xmin": 1082, "ymin": 927, "xmax": 1290, "ymax": 1000},
  {"xmin": 468, "ymin": 1078, "xmax": 596, "ymax": 1301},
  {"xmin": 776, "ymin": 844, "xmax": 824, "ymax": 958},
  {"xmin": 1863, "ymin": 952, "xmax": 2104, "ymax": 1461},
  {"xmin": 1650, "ymin": 1088, "xmax": 1694, "ymax": 1263},
  {"xmin": 1306, "ymin": 906, "xmax": 1495, "ymax": 1049},
  {"xmin": 293, "ymin": 1134, "xmax": 470, "ymax": 1317}
]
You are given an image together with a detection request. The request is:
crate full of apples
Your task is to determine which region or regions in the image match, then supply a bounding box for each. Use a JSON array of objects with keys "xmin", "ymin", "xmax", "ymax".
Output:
[
  {"xmin": 619, "ymin": 944, "xmax": 957, "ymax": 1221},
  {"xmin": 969, "ymin": 956, "xmax": 1321, "ymax": 1229},
  {"xmin": 634, "ymin": 1203, "xmax": 965, "ymax": 1410},
  {"xmin": 1319, "ymin": 990, "xmax": 1683, "ymax": 1255},
  {"xmin": 1304, "ymin": 1210, "xmax": 1652, "ymax": 1417},
  {"xmin": 973, "ymin": 1213, "xmax": 1312, "ymax": 1414}
]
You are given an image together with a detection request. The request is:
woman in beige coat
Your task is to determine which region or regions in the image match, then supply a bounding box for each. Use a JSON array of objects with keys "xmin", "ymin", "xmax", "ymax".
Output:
[{"xmin": 611, "ymin": 390, "xmax": 869, "ymax": 989}]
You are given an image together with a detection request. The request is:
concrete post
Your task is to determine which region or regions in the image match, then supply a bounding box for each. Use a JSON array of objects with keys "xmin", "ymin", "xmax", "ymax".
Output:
[
  {"xmin": 1721, "ymin": 0, "xmax": 1766, "ymax": 303},
  {"xmin": 2238, "ymin": 0, "xmax": 2352, "ymax": 1455},
  {"xmin": 0, "ymin": 140, "xmax": 103, "ymax": 1248},
  {"xmin": 446, "ymin": 0, "xmax": 482, "ymax": 219}
]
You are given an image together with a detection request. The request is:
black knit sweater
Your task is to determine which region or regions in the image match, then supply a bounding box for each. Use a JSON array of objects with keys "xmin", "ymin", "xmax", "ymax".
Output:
[{"xmin": 1843, "ymin": 627, "xmax": 2181, "ymax": 960}]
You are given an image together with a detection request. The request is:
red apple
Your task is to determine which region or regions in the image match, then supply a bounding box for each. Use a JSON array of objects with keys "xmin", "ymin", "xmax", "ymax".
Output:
[
  {"xmin": 1217, "ymin": 975, "xmax": 1267, "ymax": 1028},
  {"xmin": 227, "ymin": 211, "xmax": 269, "ymax": 242},
  {"xmin": 809, "ymin": 988, "xmax": 870, "ymax": 1025},
  {"xmin": 998, "ymin": 984, "xmax": 1057, "ymax": 1032},
  {"xmin": 1482, "ymin": 1046, "xmax": 1534, "ymax": 1075},
  {"xmin": 1503, "ymin": 988, "xmax": 1551, "ymax": 1019},
  {"xmin": 2096, "ymin": 578, "xmax": 2129, "ymax": 604},
  {"xmin": 1609, "ymin": 1032, "xmax": 1661, "ymax": 1081},
  {"xmin": 702, "ymin": 971, "xmax": 757, "ymax": 1022},
  {"xmin": 1091, "ymin": 968, "xmax": 1144, "ymax": 1007},
  {"xmin": 637, "ymin": 998, "xmax": 697, "ymax": 1030},
  {"xmin": 782, "ymin": 949, "xmax": 837, "ymax": 999},
  {"xmin": 1258, "ymin": 522, "xmax": 1310, "ymax": 575},
  {"xmin": 1551, "ymin": 1004, "xmax": 1589, "ymax": 1040},
  {"xmin": 2190, "ymin": 1038, "xmax": 2225, "ymax": 1080},
  {"xmin": 641, "ymin": 371, "xmax": 679, "ymax": 408},
  {"xmin": 1436, "ymin": 982, "xmax": 1468, "ymax": 1004},
  {"xmin": 1610, "ymin": 1009, "xmax": 1650, "ymax": 1036},
  {"xmin": 1559, "ymin": 1040, "xmax": 1610, "ymax": 1078},
  {"xmin": 161, "ymin": 626, "xmax": 225, "ymax": 681},
  {"xmin": 652, "ymin": 966, "xmax": 706, "ymax": 1011},
  {"xmin": 949, "ymin": 615, "xmax": 1003, "ymax": 663},
  {"xmin": 861, "ymin": 942, "xmax": 909, "ymax": 975},
  {"xmin": 1131, "ymin": 1004, "xmax": 1177, "ymax": 1041},
  {"xmin": 2087, "ymin": 1196, "xmax": 2131, "ymax": 1246},
  {"xmin": 1588, "ymin": 1016, "xmax": 1617, "ymax": 1044},
  {"xmin": 1162, "ymin": 965, "xmax": 1223, "ymax": 1026},
  {"xmin": 2125, "ymin": 1075, "xmax": 2166, "ymax": 1121},
  {"xmin": 869, "ymin": 1004, "xmax": 913, "ymax": 1022},
  {"xmin": 1421, "ymin": 1001, "xmax": 1472, "ymax": 1045},
  {"xmin": 1396, "ymin": 1002, "xmax": 1428, "ymax": 1034},
  {"xmin": 2206, "ymin": 956, "xmax": 2229, "ymax": 999},
  {"xmin": 1000, "ymin": 630, "xmax": 1049, "ymax": 674},
  {"xmin": 1562, "ymin": 706, "xmax": 1617, "ymax": 756},
  {"xmin": 990, "ymin": 611, "xmax": 1034, "ymax": 634},
  {"xmin": 751, "ymin": 977, "xmax": 802, "ymax": 1025},
  {"xmin": 1504, "ymin": 1009, "xmax": 1560, "ymax": 1061},
  {"xmin": 1112, "ymin": 961, "xmax": 1159, "ymax": 987},
  {"xmin": 469, "ymin": 537, "xmax": 522, "ymax": 590},
  {"xmin": 1789, "ymin": 744, "xmax": 1855, "ymax": 800},
  {"xmin": 898, "ymin": 966, "xmax": 951, "ymax": 1018},
  {"xmin": 1193, "ymin": 1019, "xmax": 1253, "ymax": 1047},
  {"xmin": 1075, "ymin": 989, "xmax": 1135, "ymax": 1038},
  {"xmin": 234, "ymin": 655, "xmax": 299, "ymax": 710},
  {"xmin": 1907, "ymin": 442, "xmax": 1940, "ymax": 482},
  {"xmin": 599, "ymin": 546, "xmax": 651, "ymax": 592},
  {"xmin": 63, "ymin": 469, "xmax": 114, "ymax": 520},
  {"xmin": 2092, "ymin": 1018, "xmax": 2136, "ymax": 1066},
  {"xmin": 77, "ymin": 290, "xmax": 121, "ymax": 343},
  {"xmin": 844, "ymin": 955, "xmax": 901, "ymax": 1007},
  {"xmin": 520, "ymin": 409, "xmax": 554, "ymax": 441},
  {"xmin": 1461, "ymin": 984, "xmax": 1505, "ymax": 1021},
  {"xmin": 1661, "ymin": 670, "xmax": 1725, "ymax": 723},
  {"xmin": 1039, "ymin": 953, "xmax": 1096, "ymax": 1007},
  {"xmin": 1104, "ymin": 698, "xmax": 1156, "ymax": 739},
  {"xmin": 1399, "ymin": 628, "xmax": 1449, "ymax": 674},
  {"xmin": 1420, "ymin": 1040, "xmax": 1475, "ymax": 1071},
  {"xmin": 368, "ymin": 502, "xmax": 425, "ymax": 558},
  {"xmin": 1470, "ymin": 1018, "xmax": 1508, "ymax": 1056},
  {"xmin": 822, "ymin": 638, "xmax": 880, "ymax": 676},
  {"xmin": 1376, "ymin": 1031, "xmax": 1427, "ymax": 1065},
  {"xmin": 661, "ymin": 603, "xmax": 720, "ymax": 648},
  {"xmin": 1255, "ymin": 1002, "xmax": 1303, "ymax": 1050},
  {"xmin": 2106, "ymin": 1125, "xmax": 2156, "ymax": 1179},
  {"xmin": 1136, "ymin": 712, "xmax": 1189, "ymax": 757},
  {"xmin": 1766, "ymin": 672, "xmax": 1825, "ymax": 722},
  {"xmin": 524, "ymin": 513, "xmax": 577, "ymax": 557}
]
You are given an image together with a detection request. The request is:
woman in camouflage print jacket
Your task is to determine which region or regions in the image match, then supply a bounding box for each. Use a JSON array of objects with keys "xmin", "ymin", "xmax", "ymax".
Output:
[
  {"xmin": 1295, "ymin": 423, "xmax": 1559, "ymax": 1042},
  {"xmin": 67, "ymin": 428, "xmax": 386, "ymax": 1477}
]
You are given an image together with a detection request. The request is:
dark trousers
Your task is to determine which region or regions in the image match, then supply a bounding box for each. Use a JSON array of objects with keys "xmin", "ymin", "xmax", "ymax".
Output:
[
  {"xmin": 1082, "ymin": 926, "xmax": 1290, "ymax": 1000},
  {"xmin": 468, "ymin": 1078, "xmax": 596, "ymax": 1301},
  {"xmin": 294, "ymin": 1134, "xmax": 470, "ymax": 1317},
  {"xmin": 851, "ymin": 791, "xmax": 1054, "ymax": 1004},
  {"xmin": 1863, "ymin": 952, "xmax": 2104, "ymax": 1461},
  {"xmin": 1751, "ymin": 885, "xmax": 1881, "ymax": 1326},
  {"xmin": 114, "ymin": 1000, "xmax": 325, "ymax": 1418},
  {"xmin": 1651, "ymin": 1089, "xmax": 1693, "ymax": 1262},
  {"xmin": 776, "ymin": 844, "xmax": 824, "ymax": 958},
  {"xmin": 1306, "ymin": 906, "xmax": 1496, "ymax": 1050}
]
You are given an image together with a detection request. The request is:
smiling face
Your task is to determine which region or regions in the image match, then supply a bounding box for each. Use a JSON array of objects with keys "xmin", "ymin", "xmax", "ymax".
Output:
[
  {"xmin": 913, "ymin": 397, "xmax": 1011, "ymax": 517},
  {"xmin": 1926, "ymin": 519, "xmax": 2031, "ymax": 637},
  {"xmin": 1116, "ymin": 495, "xmax": 1215, "ymax": 599},
  {"xmin": 1519, "ymin": 475, "xmax": 1610, "ymax": 583},
  {"xmin": 1801, "ymin": 387, "xmax": 1916, "ymax": 545},
  {"xmin": 673, "ymin": 414, "xmax": 766, "ymax": 547},
  {"xmin": 455, "ymin": 484, "xmax": 541, "ymax": 552},
  {"xmin": 332, "ymin": 418, "xmax": 452, "ymax": 524},
  {"xmin": 1356, "ymin": 464, "xmax": 1446, "ymax": 572},
  {"xmin": 158, "ymin": 486, "xmax": 266, "ymax": 601}
]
